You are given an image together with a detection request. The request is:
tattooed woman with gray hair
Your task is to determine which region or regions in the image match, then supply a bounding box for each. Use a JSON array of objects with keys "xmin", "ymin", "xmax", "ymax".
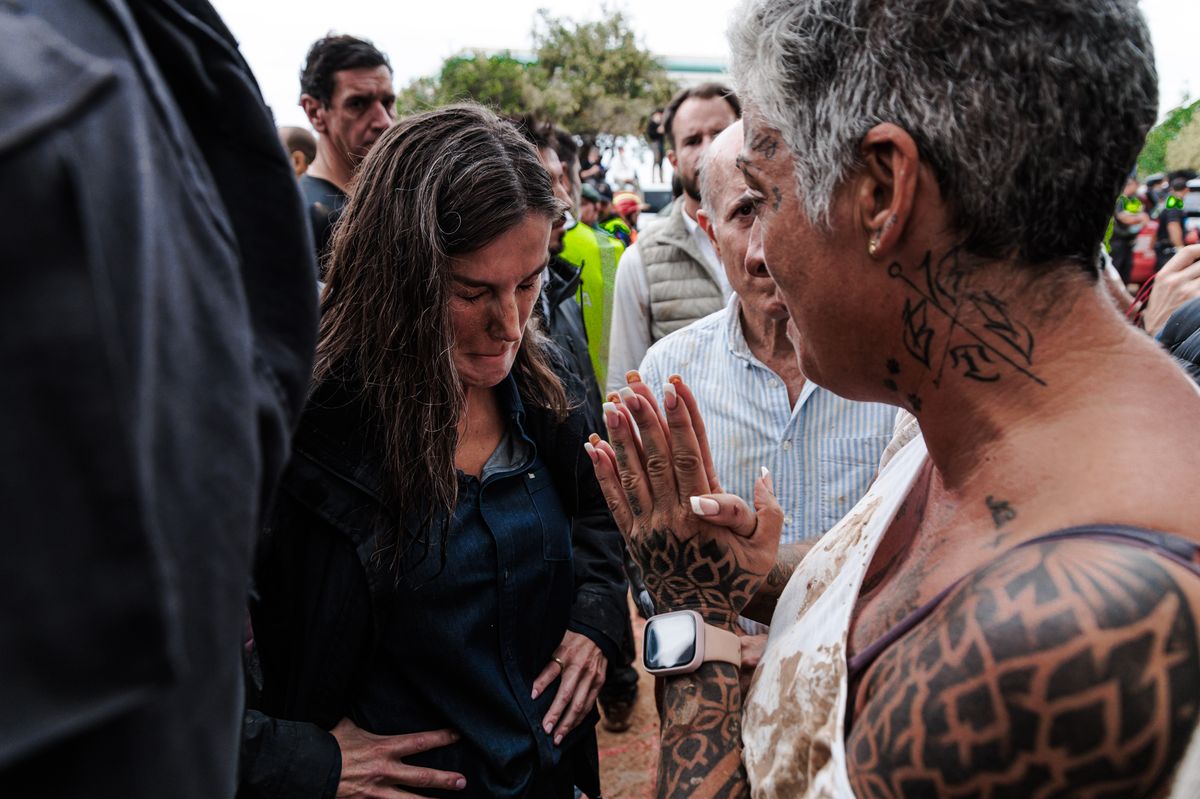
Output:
[{"xmin": 586, "ymin": 0, "xmax": 1200, "ymax": 796}]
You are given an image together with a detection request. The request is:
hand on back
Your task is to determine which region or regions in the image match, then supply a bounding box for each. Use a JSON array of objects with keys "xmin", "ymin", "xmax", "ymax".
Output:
[{"xmin": 331, "ymin": 718, "xmax": 465, "ymax": 799}]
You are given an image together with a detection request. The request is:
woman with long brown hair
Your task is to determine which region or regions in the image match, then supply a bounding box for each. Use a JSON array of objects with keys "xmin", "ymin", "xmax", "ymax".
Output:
[{"xmin": 242, "ymin": 105, "xmax": 621, "ymax": 798}]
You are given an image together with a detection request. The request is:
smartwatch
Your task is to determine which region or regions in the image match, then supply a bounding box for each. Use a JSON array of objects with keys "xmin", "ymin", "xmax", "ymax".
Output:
[{"xmin": 642, "ymin": 609, "xmax": 742, "ymax": 675}]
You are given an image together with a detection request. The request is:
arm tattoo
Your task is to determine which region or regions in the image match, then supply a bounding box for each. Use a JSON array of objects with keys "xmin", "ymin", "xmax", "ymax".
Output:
[
  {"xmin": 659, "ymin": 663, "xmax": 750, "ymax": 799},
  {"xmin": 631, "ymin": 527, "xmax": 764, "ymax": 621},
  {"xmin": 634, "ymin": 529, "xmax": 766, "ymax": 796},
  {"xmin": 742, "ymin": 542, "xmax": 812, "ymax": 624},
  {"xmin": 847, "ymin": 541, "xmax": 1200, "ymax": 798}
]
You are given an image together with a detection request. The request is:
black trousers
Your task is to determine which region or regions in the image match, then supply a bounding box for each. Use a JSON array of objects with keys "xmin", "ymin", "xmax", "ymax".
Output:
[{"xmin": 1111, "ymin": 235, "xmax": 1135, "ymax": 283}]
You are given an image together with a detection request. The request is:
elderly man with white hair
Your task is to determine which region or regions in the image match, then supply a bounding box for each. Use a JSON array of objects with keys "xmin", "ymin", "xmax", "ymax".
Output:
[{"xmin": 585, "ymin": 0, "xmax": 1200, "ymax": 797}]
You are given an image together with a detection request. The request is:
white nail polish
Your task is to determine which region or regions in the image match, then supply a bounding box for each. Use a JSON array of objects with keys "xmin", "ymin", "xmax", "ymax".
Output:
[
  {"xmin": 690, "ymin": 496, "xmax": 709, "ymax": 516},
  {"xmin": 761, "ymin": 466, "xmax": 770, "ymax": 479},
  {"xmin": 618, "ymin": 386, "xmax": 637, "ymax": 403},
  {"xmin": 663, "ymin": 381, "xmax": 677, "ymax": 400}
]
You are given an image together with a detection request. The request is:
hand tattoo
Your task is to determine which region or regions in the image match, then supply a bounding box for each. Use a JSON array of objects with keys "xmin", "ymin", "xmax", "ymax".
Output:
[
  {"xmin": 612, "ymin": 439, "xmax": 643, "ymax": 516},
  {"xmin": 631, "ymin": 528, "xmax": 763, "ymax": 622}
]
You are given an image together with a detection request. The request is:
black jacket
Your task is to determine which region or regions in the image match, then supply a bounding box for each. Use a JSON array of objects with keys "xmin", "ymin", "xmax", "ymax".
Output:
[
  {"xmin": 0, "ymin": 0, "xmax": 316, "ymax": 795},
  {"xmin": 239, "ymin": 364, "xmax": 627, "ymax": 797},
  {"xmin": 542, "ymin": 256, "xmax": 604, "ymax": 430}
]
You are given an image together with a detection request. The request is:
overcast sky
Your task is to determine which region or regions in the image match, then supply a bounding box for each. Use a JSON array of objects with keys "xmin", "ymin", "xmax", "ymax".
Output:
[{"xmin": 209, "ymin": 0, "xmax": 1197, "ymax": 130}]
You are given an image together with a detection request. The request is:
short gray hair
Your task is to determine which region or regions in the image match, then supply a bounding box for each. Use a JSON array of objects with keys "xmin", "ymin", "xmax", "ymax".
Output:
[{"xmin": 729, "ymin": 0, "xmax": 1158, "ymax": 271}]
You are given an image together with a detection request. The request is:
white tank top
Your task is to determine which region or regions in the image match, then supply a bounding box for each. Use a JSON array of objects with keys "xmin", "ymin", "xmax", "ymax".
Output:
[{"xmin": 742, "ymin": 415, "xmax": 926, "ymax": 797}]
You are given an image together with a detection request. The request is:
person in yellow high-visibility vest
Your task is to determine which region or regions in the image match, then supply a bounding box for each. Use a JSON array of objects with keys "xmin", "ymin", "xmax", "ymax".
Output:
[{"xmin": 560, "ymin": 188, "xmax": 625, "ymax": 390}]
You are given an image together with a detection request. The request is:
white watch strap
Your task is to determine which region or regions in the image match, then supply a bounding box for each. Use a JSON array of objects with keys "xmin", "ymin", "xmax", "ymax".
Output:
[{"xmin": 704, "ymin": 623, "xmax": 742, "ymax": 667}]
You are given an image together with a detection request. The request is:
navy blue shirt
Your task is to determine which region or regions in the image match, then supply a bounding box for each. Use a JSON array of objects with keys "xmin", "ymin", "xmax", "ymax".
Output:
[{"xmin": 350, "ymin": 377, "xmax": 580, "ymax": 797}]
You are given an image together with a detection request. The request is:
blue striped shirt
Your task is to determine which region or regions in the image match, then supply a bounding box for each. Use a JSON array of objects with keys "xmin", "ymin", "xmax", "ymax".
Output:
[{"xmin": 638, "ymin": 296, "xmax": 896, "ymax": 544}]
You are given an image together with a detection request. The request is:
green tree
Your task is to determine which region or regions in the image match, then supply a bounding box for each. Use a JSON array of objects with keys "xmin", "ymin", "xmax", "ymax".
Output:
[
  {"xmin": 393, "ymin": 6, "xmax": 677, "ymax": 137},
  {"xmin": 1165, "ymin": 112, "xmax": 1200, "ymax": 172},
  {"xmin": 531, "ymin": 6, "xmax": 676, "ymax": 137},
  {"xmin": 1137, "ymin": 98, "xmax": 1199, "ymax": 176},
  {"xmin": 396, "ymin": 51, "xmax": 537, "ymax": 117}
]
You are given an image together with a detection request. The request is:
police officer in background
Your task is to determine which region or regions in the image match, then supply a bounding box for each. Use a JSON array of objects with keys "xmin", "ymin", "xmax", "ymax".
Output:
[
  {"xmin": 1157, "ymin": 176, "xmax": 1191, "ymax": 272},
  {"xmin": 1111, "ymin": 175, "xmax": 1149, "ymax": 283}
]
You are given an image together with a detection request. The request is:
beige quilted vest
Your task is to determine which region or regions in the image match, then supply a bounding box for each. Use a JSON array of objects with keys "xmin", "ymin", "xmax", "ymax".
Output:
[{"xmin": 638, "ymin": 198, "xmax": 725, "ymax": 342}]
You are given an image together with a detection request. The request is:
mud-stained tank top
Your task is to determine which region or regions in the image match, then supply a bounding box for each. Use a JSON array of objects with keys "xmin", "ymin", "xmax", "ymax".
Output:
[{"xmin": 742, "ymin": 419, "xmax": 926, "ymax": 798}]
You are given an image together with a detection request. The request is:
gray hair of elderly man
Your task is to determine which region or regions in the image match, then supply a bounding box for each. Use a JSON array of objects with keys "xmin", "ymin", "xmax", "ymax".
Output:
[
  {"xmin": 699, "ymin": 120, "xmax": 744, "ymax": 224},
  {"xmin": 728, "ymin": 0, "xmax": 1157, "ymax": 273}
]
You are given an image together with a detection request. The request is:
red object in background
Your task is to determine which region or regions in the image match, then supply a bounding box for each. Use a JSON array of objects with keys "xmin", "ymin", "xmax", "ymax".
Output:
[{"xmin": 1131, "ymin": 218, "xmax": 1158, "ymax": 284}]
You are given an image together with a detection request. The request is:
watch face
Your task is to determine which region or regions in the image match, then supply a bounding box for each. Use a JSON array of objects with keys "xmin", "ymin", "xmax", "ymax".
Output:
[{"xmin": 644, "ymin": 613, "xmax": 698, "ymax": 671}]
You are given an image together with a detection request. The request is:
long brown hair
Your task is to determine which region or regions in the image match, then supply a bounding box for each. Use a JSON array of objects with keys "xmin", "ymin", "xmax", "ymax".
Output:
[{"xmin": 314, "ymin": 104, "xmax": 569, "ymax": 571}]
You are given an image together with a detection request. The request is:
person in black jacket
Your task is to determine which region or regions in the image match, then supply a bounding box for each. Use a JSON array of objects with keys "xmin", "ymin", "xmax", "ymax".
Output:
[
  {"xmin": 241, "ymin": 105, "xmax": 626, "ymax": 798},
  {"xmin": 0, "ymin": 1, "xmax": 317, "ymax": 796},
  {"xmin": 512, "ymin": 114, "xmax": 644, "ymax": 734}
]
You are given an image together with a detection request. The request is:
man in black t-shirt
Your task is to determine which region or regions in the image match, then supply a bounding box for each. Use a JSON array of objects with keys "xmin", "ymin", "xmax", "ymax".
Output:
[
  {"xmin": 297, "ymin": 35, "xmax": 395, "ymax": 271},
  {"xmin": 1156, "ymin": 177, "xmax": 1190, "ymax": 271}
]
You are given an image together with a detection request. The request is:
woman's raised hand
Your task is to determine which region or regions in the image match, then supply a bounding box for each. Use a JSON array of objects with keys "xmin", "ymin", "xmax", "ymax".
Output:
[{"xmin": 584, "ymin": 374, "xmax": 784, "ymax": 627}]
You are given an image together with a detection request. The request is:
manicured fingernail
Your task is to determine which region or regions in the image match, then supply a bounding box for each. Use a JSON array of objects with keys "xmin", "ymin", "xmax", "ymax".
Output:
[
  {"xmin": 761, "ymin": 466, "xmax": 770, "ymax": 479},
  {"xmin": 607, "ymin": 391, "xmax": 621, "ymax": 404},
  {"xmin": 663, "ymin": 381, "xmax": 678, "ymax": 410},
  {"xmin": 531, "ymin": 688, "xmax": 539, "ymax": 699},
  {"xmin": 668, "ymin": 374, "xmax": 682, "ymax": 386},
  {"xmin": 583, "ymin": 442, "xmax": 597, "ymax": 463},
  {"xmin": 690, "ymin": 496, "xmax": 720, "ymax": 516},
  {"xmin": 554, "ymin": 733, "xmax": 563, "ymax": 745},
  {"xmin": 544, "ymin": 721, "xmax": 554, "ymax": 733},
  {"xmin": 455, "ymin": 778, "xmax": 467, "ymax": 789},
  {"xmin": 625, "ymin": 370, "xmax": 642, "ymax": 384},
  {"xmin": 618, "ymin": 386, "xmax": 637, "ymax": 404},
  {"xmin": 603, "ymin": 402, "xmax": 621, "ymax": 429},
  {"xmin": 588, "ymin": 433, "xmax": 601, "ymax": 446}
]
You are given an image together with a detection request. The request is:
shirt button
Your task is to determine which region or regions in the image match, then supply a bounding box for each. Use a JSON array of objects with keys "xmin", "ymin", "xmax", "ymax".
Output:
[
  {"xmin": 528, "ymin": 473, "xmax": 536, "ymax": 480},
  {"xmin": 781, "ymin": 440, "xmax": 792, "ymax": 451},
  {"xmin": 768, "ymin": 379, "xmax": 779, "ymax": 389},
  {"xmin": 784, "ymin": 514, "xmax": 793, "ymax": 525}
]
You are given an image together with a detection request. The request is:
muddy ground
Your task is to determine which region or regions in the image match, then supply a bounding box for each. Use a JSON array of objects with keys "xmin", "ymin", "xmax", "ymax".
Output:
[{"xmin": 594, "ymin": 606, "xmax": 657, "ymax": 798}]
